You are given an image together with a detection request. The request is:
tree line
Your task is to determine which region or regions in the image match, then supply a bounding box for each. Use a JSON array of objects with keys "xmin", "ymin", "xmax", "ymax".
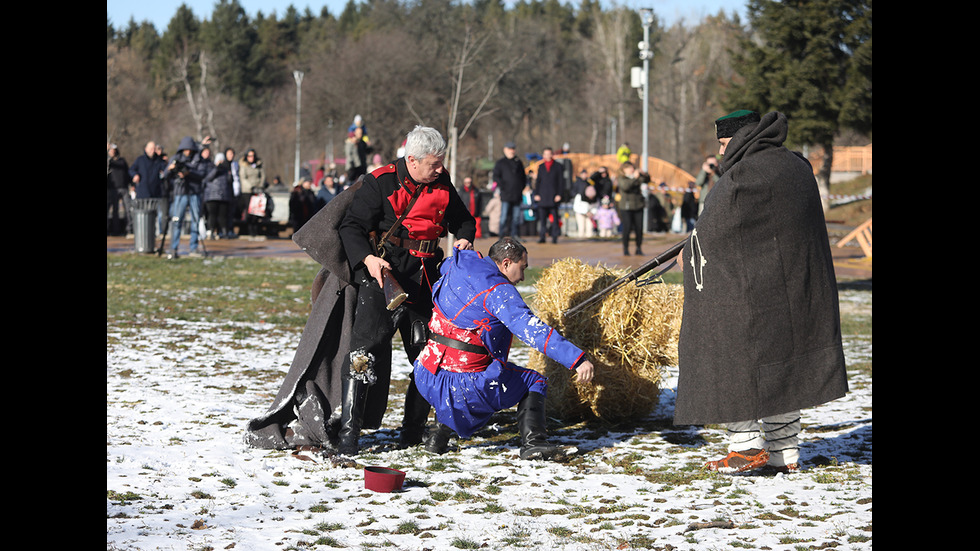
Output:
[{"xmin": 107, "ymin": 0, "xmax": 871, "ymax": 189}]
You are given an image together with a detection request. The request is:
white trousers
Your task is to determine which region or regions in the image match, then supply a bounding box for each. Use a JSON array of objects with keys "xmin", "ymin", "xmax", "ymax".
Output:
[
  {"xmin": 725, "ymin": 410, "xmax": 800, "ymax": 467},
  {"xmin": 574, "ymin": 213, "xmax": 592, "ymax": 237}
]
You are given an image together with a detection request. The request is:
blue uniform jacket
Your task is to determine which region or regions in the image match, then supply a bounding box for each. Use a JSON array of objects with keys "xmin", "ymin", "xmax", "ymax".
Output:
[{"xmin": 414, "ymin": 249, "xmax": 584, "ymax": 437}]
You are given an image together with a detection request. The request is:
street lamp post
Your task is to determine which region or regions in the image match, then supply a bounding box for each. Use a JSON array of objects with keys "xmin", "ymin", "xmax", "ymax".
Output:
[
  {"xmin": 293, "ymin": 70, "xmax": 304, "ymax": 185},
  {"xmin": 638, "ymin": 8, "xmax": 654, "ymax": 233}
]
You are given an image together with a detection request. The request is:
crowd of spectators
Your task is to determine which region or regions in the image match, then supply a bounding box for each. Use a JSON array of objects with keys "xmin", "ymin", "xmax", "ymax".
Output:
[{"xmin": 108, "ymin": 123, "xmax": 702, "ymax": 254}]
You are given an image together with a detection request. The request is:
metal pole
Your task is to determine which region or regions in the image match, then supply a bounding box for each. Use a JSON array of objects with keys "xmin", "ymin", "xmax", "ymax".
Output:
[
  {"xmin": 293, "ymin": 70, "xmax": 304, "ymax": 184},
  {"xmin": 639, "ymin": 9, "xmax": 654, "ymax": 233}
]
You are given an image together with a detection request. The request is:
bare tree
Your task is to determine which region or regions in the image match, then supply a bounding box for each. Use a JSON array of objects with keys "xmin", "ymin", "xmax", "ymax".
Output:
[
  {"xmin": 649, "ymin": 15, "xmax": 743, "ymax": 171},
  {"xmin": 174, "ymin": 50, "xmax": 217, "ymax": 141},
  {"xmin": 582, "ymin": 4, "xmax": 638, "ymax": 154}
]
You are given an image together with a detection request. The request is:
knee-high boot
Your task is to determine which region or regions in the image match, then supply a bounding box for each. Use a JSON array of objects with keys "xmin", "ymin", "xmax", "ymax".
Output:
[
  {"xmin": 338, "ymin": 376, "xmax": 369, "ymax": 456},
  {"xmin": 517, "ymin": 391, "xmax": 559, "ymax": 460},
  {"xmin": 398, "ymin": 377, "xmax": 431, "ymax": 448},
  {"xmin": 424, "ymin": 423, "xmax": 454, "ymax": 454}
]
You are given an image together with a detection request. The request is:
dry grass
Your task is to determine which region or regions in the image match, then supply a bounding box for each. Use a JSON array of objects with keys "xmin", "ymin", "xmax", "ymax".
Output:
[{"xmin": 527, "ymin": 258, "xmax": 684, "ymax": 422}]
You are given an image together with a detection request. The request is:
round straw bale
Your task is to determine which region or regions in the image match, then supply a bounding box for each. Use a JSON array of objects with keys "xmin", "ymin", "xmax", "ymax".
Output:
[{"xmin": 527, "ymin": 258, "xmax": 683, "ymax": 422}]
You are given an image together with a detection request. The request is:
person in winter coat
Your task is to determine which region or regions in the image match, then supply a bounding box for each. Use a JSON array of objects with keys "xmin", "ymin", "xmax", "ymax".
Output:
[
  {"xmin": 245, "ymin": 182, "xmax": 275, "ymax": 240},
  {"xmin": 239, "ymin": 149, "xmax": 265, "ymax": 193},
  {"xmin": 674, "ymin": 110, "xmax": 848, "ymax": 474},
  {"xmin": 491, "ymin": 142, "xmax": 526, "ymax": 238},
  {"xmin": 587, "ymin": 167, "xmax": 613, "ymax": 204},
  {"xmin": 533, "ymin": 147, "xmax": 564, "ymax": 243},
  {"xmin": 163, "ymin": 135, "xmax": 211, "ymax": 257},
  {"xmin": 107, "ymin": 144, "xmax": 129, "ymax": 235},
  {"xmin": 345, "ymin": 127, "xmax": 370, "ymax": 183},
  {"xmin": 128, "ymin": 141, "xmax": 169, "ymax": 234},
  {"xmin": 680, "ymin": 181, "xmax": 699, "ymax": 231},
  {"xmin": 616, "ymin": 161, "xmax": 650, "ymax": 255},
  {"xmin": 289, "ymin": 179, "xmax": 318, "ymax": 232},
  {"xmin": 458, "ymin": 176, "xmax": 483, "ymax": 239},
  {"xmin": 482, "ymin": 186, "xmax": 501, "ymax": 237},
  {"xmin": 571, "ymin": 169, "xmax": 595, "ymax": 238},
  {"xmin": 594, "ymin": 197, "xmax": 620, "ymax": 237},
  {"xmin": 316, "ymin": 174, "xmax": 340, "ymax": 209},
  {"xmin": 203, "ymin": 150, "xmax": 236, "ymax": 239}
]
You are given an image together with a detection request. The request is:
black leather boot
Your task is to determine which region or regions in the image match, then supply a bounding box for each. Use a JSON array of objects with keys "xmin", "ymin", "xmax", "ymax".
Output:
[
  {"xmin": 337, "ymin": 376, "xmax": 368, "ymax": 456},
  {"xmin": 398, "ymin": 378, "xmax": 431, "ymax": 449},
  {"xmin": 424, "ymin": 423, "xmax": 454, "ymax": 454},
  {"xmin": 516, "ymin": 391, "xmax": 560, "ymax": 460}
]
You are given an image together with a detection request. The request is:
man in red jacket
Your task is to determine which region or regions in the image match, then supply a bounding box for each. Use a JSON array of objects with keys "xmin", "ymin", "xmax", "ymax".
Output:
[
  {"xmin": 533, "ymin": 147, "xmax": 564, "ymax": 243},
  {"xmin": 335, "ymin": 125, "xmax": 477, "ymax": 456}
]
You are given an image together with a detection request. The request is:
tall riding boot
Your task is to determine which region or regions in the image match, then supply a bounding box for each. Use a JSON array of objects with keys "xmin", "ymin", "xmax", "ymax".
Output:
[
  {"xmin": 424, "ymin": 423, "xmax": 454, "ymax": 454},
  {"xmin": 337, "ymin": 376, "xmax": 369, "ymax": 456},
  {"xmin": 398, "ymin": 378, "xmax": 431, "ymax": 449},
  {"xmin": 516, "ymin": 391, "xmax": 560, "ymax": 460}
]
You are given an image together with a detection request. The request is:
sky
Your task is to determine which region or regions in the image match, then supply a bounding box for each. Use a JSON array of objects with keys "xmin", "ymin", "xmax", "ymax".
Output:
[{"xmin": 106, "ymin": 0, "xmax": 746, "ymax": 32}]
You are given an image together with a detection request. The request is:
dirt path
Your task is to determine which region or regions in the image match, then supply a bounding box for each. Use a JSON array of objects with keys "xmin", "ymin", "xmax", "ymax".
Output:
[{"xmin": 107, "ymin": 227, "xmax": 871, "ymax": 280}]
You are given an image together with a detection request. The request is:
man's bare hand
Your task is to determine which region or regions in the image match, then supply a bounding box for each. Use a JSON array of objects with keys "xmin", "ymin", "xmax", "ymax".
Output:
[
  {"xmin": 363, "ymin": 254, "xmax": 391, "ymax": 288},
  {"xmin": 452, "ymin": 238, "xmax": 473, "ymax": 251},
  {"xmin": 574, "ymin": 360, "xmax": 595, "ymax": 384}
]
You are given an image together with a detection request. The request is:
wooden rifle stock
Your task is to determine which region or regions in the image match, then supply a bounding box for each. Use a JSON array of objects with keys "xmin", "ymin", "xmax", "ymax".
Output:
[
  {"xmin": 382, "ymin": 267, "xmax": 408, "ymax": 311},
  {"xmin": 563, "ymin": 237, "xmax": 688, "ymax": 317}
]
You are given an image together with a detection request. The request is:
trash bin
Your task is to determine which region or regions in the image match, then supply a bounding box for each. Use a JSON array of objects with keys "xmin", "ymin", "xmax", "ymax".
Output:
[{"xmin": 133, "ymin": 198, "xmax": 158, "ymax": 253}]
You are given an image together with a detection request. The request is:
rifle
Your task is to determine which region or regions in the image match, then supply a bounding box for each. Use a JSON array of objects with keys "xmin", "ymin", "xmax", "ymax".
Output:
[
  {"xmin": 381, "ymin": 267, "xmax": 408, "ymax": 310},
  {"xmin": 373, "ymin": 177, "xmax": 425, "ymax": 311},
  {"xmin": 563, "ymin": 237, "xmax": 688, "ymax": 317}
]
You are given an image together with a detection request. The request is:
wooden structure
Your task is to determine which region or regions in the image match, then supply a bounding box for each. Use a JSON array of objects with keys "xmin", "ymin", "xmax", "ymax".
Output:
[
  {"xmin": 837, "ymin": 217, "xmax": 872, "ymax": 258},
  {"xmin": 808, "ymin": 144, "xmax": 873, "ymax": 175}
]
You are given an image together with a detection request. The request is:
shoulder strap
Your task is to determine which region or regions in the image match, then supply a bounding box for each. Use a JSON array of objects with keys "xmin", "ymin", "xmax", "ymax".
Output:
[{"xmin": 377, "ymin": 181, "xmax": 426, "ymax": 254}]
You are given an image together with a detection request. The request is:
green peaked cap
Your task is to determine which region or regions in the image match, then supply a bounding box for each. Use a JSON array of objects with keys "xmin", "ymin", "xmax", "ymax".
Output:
[{"xmin": 715, "ymin": 110, "xmax": 761, "ymax": 139}]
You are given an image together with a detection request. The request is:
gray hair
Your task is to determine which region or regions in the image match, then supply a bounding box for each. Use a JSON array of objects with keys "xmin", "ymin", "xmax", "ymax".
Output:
[{"xmin": 404, "ymin": 125, "xmax": 447, "ymax": 160}]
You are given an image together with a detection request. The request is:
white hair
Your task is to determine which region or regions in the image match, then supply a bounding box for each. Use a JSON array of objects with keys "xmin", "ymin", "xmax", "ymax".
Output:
[{"xmin": 404, "ymin": 126, "xmax": 446, "ymax": 160}]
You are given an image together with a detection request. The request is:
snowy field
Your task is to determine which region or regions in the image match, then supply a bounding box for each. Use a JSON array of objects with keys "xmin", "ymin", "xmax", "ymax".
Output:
[{"xmin": 107, "ymin": 288, "xmax": 871, "ymax": 551}]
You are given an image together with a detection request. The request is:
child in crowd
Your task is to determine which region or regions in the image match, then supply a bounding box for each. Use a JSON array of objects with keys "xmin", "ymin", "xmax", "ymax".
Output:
[{"xmin": 594, "ymin": 197, "xmax": 620, "ymax": 238}]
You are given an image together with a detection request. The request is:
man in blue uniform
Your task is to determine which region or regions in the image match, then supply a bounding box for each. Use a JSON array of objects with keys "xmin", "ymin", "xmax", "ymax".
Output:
[{"xmin": 413, "ymin": 237, "xmax": 595, "ymax": 460}]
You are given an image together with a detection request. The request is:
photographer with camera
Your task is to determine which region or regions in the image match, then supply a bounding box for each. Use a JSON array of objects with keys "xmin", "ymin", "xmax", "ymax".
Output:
[
  {"xmin": 695, "ymin": 155, "xmax": 721, "ymax": 216},
  {"xmin": 163, "ymin": 135, "xmax": 211, "ymax": 258}
]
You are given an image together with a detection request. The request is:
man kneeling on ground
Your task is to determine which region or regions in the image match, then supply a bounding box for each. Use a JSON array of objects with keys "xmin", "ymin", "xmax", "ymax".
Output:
[{"xmin": 413, "ymin": 237, "xmax": 595, "ymax": 460}]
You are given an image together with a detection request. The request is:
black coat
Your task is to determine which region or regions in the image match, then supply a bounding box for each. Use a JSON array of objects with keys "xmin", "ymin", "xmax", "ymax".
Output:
[
  {"xmin": 534, "ymin": 160, "xmax": 564, "ymax": 207},
  {"xmin": 674, "ymin": 112, "xmax": 848, "ymax": 425},
  {"xmin": 129, "ymin": 153, "xmax": 167, "ymax": 198},
  {"xmin": 492, "ymin": 156, "xmax": 527, "ymax": 203},
  {"xmin": 108, "ymin": 156, "xmax": 129, "ymax": 191}
]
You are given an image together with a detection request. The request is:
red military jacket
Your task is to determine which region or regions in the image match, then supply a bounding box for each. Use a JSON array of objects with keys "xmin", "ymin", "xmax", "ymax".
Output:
[{"xmin": 339, "ymin": 157, "xmax": 476, "ymax": 269}]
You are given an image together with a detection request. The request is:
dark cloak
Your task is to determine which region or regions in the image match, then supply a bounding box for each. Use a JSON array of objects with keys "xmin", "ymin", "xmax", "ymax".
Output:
[
  {"xmin": 244, "ymin": 181, "xmax": 391, "ymax": 449},
  {"xmin": 673, "ymin": 112, "xmax": 848, "ymax": 426}
]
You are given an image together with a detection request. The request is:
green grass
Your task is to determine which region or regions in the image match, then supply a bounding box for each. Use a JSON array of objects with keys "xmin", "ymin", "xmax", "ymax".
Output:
[{"xmin": 107, "ymin": 253, "xmax": 320, "ymax": 326}]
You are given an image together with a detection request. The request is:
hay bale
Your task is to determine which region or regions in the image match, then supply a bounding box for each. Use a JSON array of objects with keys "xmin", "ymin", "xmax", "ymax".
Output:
[{"xmin": 527, "ymin": 258, "xmax": 683, "ymax": 422}]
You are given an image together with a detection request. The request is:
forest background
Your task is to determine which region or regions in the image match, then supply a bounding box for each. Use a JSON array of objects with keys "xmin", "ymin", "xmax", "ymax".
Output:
[{"xmin": 106, "ymin": 0, "xmax": 872, "ymax": 190}]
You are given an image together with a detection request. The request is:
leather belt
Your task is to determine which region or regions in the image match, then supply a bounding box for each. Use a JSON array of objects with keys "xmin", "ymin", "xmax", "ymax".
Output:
[
  {"xmin": 386, "ymin": 234, "xmax": 440, "ymax": 254},
  {"xmin": 428, "ymin": 333, "xmax": 488, "ymax": 354}
]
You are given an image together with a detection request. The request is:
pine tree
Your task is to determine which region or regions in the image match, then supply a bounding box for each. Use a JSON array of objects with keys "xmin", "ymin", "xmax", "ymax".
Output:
[{"xmin": 727, "ymin": 0, "xmax": 872, "ymax": 198}]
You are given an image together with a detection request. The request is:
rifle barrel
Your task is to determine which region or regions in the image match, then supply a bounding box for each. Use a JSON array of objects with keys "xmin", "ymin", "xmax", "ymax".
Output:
[{"xmin": 563, "ymin": 237, "xmax": 688, "ymax": 317}]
